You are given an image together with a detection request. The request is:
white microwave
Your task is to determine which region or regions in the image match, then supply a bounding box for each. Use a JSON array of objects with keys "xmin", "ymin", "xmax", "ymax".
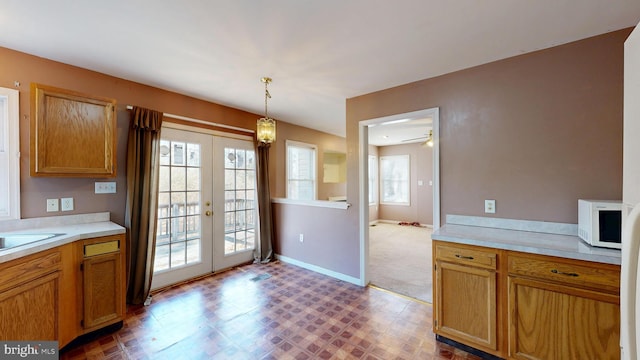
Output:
[{"xmin": 578, "ymin": 199, "xmax": 622, "ymax": 249}]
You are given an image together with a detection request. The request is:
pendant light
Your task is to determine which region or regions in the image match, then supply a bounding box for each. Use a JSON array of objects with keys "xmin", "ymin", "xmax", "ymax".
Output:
[{"xmin": 256, "ymin": 77, "xmax": 276, "ymax": 144}]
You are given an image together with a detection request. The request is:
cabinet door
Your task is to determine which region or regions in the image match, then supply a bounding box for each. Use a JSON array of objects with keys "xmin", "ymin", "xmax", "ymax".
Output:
[
  {"xmin": 0, "ymin": 272, "xmax": 60, "ymax": 341},
  {"xmin": 82, "ymin": 251, "xmax": 123, "ymax": 332},
  {"xmin": 508, "ymin": 276, "xmax": 620, "ymax": 360},
  {"xmin": 435, "ymin": 260, "xmax": 497, "ymax": 351},
  {"xmin": 30, "ymin": 83, "xmax": 116, "ymax": 177}
]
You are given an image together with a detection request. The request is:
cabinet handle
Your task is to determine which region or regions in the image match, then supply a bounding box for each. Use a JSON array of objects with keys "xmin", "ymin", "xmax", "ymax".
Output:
[
  {"xmin": 455, "ymin": 254, "xmax": 474, "ymax": 260},
  {"xmin": 550, "ymin": 269, "xmax": 579, "ymax": 277}
]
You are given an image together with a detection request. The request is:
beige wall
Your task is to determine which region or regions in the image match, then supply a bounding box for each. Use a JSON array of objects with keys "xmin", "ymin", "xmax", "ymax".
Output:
[
  {"xmin": 273, "ymin": 202, "xmax": 358, "ymax": 278},
  {"xmin": 347, "ymin": 29, "xmax": 630, "ymax": 231},
  {"xmin": 377, "ymin": 142, "xmax": 433, "ymax": 225}
]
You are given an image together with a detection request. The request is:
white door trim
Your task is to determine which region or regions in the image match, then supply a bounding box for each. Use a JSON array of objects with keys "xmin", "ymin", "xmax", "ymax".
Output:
[{"xmin": 358, "ymin": 107, "xmax": 440, "ymax": 286}]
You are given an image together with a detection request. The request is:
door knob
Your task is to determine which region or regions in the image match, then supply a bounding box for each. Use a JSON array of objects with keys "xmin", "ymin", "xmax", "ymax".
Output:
[{"xmin": 205, "ymin": 210, "xmax": 212, "ymax": 216}]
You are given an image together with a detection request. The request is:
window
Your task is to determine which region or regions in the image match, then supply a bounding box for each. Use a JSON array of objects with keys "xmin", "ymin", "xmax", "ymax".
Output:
[
  {"xmin": 368, "ymin": 155, "xmax": 378, "ymax": 205},
  {"xmin": 380, "ymin": 155, "xmax": 410, "ymax": 205},
  {"xmin": 287, "ymin": 140, "xmax": 317, "ymax": 200},
  {"xmin": 0, "ymin": 87, "xmax": 20, "ymax": 221}
]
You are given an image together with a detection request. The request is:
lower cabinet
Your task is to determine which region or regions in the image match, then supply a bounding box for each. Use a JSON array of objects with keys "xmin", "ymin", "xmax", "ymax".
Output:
[
  {"xmin": 80, "ymin": 236, "xmax": 125, "ymax": 333},
  {"xmin": 434, "ymin": 244, "xmax": 498, "ymax": 353},
  {"xmin": 0, "ymin": 234, "xmax": 125, "ymax": 348},
  {"xmin": 0, "ymin": 250, "xmax": 62, "ymax": 341},
  {"xmin": 433, "ymin": 240, "xmax": 620, "ymax": 360},
  {"xmin": 508, "ymin": 254, "xmax": 620, "ymax": 360}
]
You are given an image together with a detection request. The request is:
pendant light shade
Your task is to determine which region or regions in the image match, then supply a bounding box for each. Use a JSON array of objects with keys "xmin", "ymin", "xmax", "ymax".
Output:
[
  {"xmin": 257, "ymin": 77, "xmax": 276, "ymax": 144},
  {"xmin": 257, "ymin": 116, "xmax": 276, "ymax": 144}
]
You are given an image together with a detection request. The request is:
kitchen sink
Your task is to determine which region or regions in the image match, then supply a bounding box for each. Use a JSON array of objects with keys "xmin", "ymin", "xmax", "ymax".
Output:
[{"xmin": 0, "ymin": 233, "xmax": 65, "ymax": 250}]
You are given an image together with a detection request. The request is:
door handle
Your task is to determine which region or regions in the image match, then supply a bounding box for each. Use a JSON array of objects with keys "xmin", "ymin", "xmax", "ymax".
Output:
[
  {"xmin": 205, "ymin": 210, "xmax": 212, "ymax": 216},
  {"xmin": 550, "ymin": 269, "xmax": 579, "ymax": 277}
]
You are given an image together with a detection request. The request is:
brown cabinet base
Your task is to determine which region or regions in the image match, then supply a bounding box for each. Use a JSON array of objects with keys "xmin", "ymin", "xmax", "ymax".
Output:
[
  {"xmin": 60, "ymin": 321, "xmax": 124, "ymax": 352},
  {"xmin": 0, "ymin": 234, "xmax": 125, "ymax": 349},
  {"xmin": 436, "ymin": 335, "xmax": 503, "ymax": 360},
  {"xmin": 433, "ymin": 240, "xmax": 620, "ymax": 360},
  {"xmin": 80, "ymin": 236, "xmax": 125, "ymax": 333}
]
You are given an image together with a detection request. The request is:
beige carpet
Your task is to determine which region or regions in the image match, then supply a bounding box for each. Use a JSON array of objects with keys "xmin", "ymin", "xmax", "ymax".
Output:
[{"xmin": 369, "ymin": 222, "xmax": 433, "ymax": 303}]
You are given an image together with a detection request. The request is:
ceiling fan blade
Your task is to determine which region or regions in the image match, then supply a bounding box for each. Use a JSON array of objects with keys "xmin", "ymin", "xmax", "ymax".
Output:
[{"xmin": 401, "ymin": 136, "xmax": 427, "ymax": 142}]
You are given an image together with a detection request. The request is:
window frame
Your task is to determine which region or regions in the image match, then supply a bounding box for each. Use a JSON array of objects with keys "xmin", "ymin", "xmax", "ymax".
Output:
[
  {"xmin": 286, "ymin": 140, "xmax": 318, "ymax": 201},
  {"xmin": 0, "ymin": 87, "xmax": 20, "ymax": 221},
  {"xmin": 368, "ymin": 155, "xmax": 378, "ymax": 206},
  {"xmin": 379, "ymin": 154, "xmax": 410, "ymax": 206}
]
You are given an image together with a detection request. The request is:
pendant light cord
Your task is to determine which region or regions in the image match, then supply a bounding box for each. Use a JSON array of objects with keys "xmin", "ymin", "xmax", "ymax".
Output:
[{"xmin": 263, "ymin": 77, "xmax": 272, "ymax": 119}]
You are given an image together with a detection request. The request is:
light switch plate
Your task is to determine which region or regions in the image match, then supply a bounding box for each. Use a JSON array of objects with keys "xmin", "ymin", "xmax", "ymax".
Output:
[
  {"xmin": 95, "ymin": 182, "xmax": 117, "ymax": 194},
  {"xmin": 485, "ymin": 199, "xmax": 496, "ymax": 214},
  {"xmin": 46, "ymin": 199, "xmax": 59, "ymax": 212},
  {"xmin": 61, "ymin": 197, "xmax": 74, "ymax": 211}
]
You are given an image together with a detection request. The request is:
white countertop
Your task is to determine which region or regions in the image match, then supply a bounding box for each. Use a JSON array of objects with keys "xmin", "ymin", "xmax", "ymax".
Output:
[
  {"xmin": 0, "ymin": 212, "xmax": 125, "ymax": 264},
  {"xmin": 432, "ymin": 222, "xmax": 621, "ymax": 265}
]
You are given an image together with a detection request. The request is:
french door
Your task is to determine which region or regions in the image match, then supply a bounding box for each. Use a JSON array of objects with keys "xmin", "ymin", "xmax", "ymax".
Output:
[
  {"xmin": 152, "ymin": 126, "xmax": 257, "ymax": 289},
  {"xmin": 213, "ymin": 137, "xmax": 258, "ymax": 270}
]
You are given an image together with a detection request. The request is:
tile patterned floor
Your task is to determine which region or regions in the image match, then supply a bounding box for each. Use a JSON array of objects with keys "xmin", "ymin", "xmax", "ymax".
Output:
[{"xmin": 60, "ymin": 261, "xmax": 480, "ymax": 360}]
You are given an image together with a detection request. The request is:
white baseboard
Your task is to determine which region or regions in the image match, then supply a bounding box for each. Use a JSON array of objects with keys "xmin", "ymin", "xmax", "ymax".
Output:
[{"xmin": 275, "ymin": 254, "xmax": 362, "ymax": 286}]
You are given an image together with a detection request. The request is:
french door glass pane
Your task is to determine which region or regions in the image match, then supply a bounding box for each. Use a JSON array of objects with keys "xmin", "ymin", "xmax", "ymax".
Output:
[
  {"xmin": 224, "ymin": 146, "xmax": 257, "ymax": 255},
  {"xmin": 154, "ymin": 139, "xmax": 203, "ymax": 273}
]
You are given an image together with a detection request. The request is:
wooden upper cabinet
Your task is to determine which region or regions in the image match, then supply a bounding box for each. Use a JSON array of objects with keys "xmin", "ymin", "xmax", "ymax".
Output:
[{"xmin": 30, "ymin": 83, "xmax": 117, "ymax": 177}]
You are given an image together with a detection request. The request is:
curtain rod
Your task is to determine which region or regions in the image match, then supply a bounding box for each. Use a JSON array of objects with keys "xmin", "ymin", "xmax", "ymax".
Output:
[{"xmin": 125, "ymin": 105, "xmax": 254, "ymax": 134}]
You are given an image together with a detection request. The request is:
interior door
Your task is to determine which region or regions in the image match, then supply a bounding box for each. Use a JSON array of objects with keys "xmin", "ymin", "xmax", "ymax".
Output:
[
  {"xmin": 152, "ymin": 127, "xmax": 213, "ymax": 290},
  {"xmin": 212, "ymin": 136, "xmax": 257, "ymax": 271}
]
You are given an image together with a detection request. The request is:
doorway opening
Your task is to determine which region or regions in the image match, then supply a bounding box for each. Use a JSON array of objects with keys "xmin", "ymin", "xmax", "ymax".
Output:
[{"xmin": 358, "ymin": 107, "xmax": 440, "ymax": 302}]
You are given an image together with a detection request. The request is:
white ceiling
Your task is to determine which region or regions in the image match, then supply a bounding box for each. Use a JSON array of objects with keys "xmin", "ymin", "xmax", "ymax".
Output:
[
  {"xmin": 1, "ymin": 1, "xmax": 640, "ymax": 138},
  {"xmin": 368, "ymin": 117, "xmax": 433, "ymax": 147}
]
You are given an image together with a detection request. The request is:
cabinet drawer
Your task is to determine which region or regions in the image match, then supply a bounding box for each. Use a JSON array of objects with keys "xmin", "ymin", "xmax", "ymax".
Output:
[
  {"xmin": 435, "ymin": 244, "xmax": 497, "ymax": 270},
  {"xmin": 84, "ymin": 240, "xmax": 119, "ymax": 257},
  {"xmin": 508, "ymin": 255, "xmax": 619, "ymax": 292},
  {"xmin": 0, "ymin": 250, "xmax": 61, "ymax": 292}
]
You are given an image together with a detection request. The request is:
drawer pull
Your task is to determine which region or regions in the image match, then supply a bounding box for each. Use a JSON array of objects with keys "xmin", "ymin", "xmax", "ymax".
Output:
[
  {"xmin": 551, "ymin": 269, "xmax": 579, "ymax": 277},
  {"xmin": 455, "ymin": 254, "xmax": 474, "ymax": 260}
]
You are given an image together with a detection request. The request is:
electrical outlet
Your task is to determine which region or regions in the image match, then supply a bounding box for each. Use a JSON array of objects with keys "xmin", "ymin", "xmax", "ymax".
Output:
[
  {"xmin": 299, "ymin": 234, "xmax": 304, "ymax": 243},
  {"xmin": 61, "ymin": 197, "xmax": 74, "ymax": 211},
  {"xmin": 485, "ymin": 199, "xmax": 496, "ymax": 214},
  {"xmin": 46, "ymin": 199, "xmax": 59, "ymax": 212}
]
